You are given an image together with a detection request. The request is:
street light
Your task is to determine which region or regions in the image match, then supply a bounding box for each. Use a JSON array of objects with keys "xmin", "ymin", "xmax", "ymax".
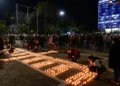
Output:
[
  {"xmin": 59, "ymin": 11, "xmax": 65, "ymax": 32},
  {"xmin": 59, "ymin": 11, "xmax": 65, "ymax": 16},
  {"xmin": 16, "ymin": 4, "xmax": 39, "ymax": 36}
]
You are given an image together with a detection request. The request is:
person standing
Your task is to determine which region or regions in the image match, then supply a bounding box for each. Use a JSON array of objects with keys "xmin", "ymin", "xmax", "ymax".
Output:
[
  {"xmin": 109, "ymin": 37, "xmax": 120, "ymax": 84},
  {"xmin": 0, "ymin": 36, "xmax": 4, "ymax": 54}
]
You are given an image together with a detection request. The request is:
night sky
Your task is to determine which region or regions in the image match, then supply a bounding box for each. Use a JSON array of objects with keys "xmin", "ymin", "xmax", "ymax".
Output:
[{"xmin": 0, "ymin": 0, "xmax": 98, "ymax": 30}]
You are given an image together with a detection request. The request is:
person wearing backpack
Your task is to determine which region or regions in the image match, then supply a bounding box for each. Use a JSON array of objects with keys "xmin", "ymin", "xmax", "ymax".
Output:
[{"xmin": 88, "ymin": 55, "xmax": 106, "ymax": 80}]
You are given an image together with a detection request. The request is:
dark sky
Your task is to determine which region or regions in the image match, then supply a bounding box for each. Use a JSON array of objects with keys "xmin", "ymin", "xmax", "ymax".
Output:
[
  {"xmin": 0, "ymin": 0, "xmax": 98, "ymax": 29},
  {"xmin": 57, "ymin": 0, "xmax": 98, "ymax": 30}
]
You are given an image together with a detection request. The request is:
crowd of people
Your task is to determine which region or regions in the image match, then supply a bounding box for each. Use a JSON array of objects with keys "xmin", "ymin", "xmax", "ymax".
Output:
[
  {"xmin": 0, "ymin": 32, "xmax": 120, "ymax": 84},
  {"xmin": 87, "ymin": 35, "xmax": 120, "ymax": 84},
  {"xmin": 13, "ymin": 32, "xmax": 119, "ymax": 53}
]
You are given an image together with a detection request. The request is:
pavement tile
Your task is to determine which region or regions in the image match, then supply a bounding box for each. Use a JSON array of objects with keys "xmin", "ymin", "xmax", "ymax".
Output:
[{"xmin": 0, "ymin": 60, "xmax": 60, "ymax": 86}]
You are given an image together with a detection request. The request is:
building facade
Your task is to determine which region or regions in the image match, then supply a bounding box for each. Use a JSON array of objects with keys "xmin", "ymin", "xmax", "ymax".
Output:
[{"xmin": 98, "ymin": 0, "xmax": 120, "ymax": 32}]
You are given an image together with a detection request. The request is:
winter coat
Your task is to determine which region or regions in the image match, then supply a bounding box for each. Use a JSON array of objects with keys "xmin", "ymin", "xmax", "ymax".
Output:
[{"xmin": 109, "ymin": 41, "xmax": 120, "ymax": 68}]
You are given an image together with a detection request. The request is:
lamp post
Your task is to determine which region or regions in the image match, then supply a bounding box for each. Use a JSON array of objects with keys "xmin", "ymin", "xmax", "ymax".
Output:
[
  {"xmin": 16, "ymin": 4, "xmax": 39, "ymax": 37},
  {"xmin": 59, "ymin": 11, "xmax": 65, "ymax": 32}
]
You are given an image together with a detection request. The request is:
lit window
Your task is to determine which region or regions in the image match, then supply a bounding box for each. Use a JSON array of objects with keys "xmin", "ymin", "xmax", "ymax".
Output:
[{"xmin": 109, "ymin": 1, "xmax": 112, "ymax": 4}]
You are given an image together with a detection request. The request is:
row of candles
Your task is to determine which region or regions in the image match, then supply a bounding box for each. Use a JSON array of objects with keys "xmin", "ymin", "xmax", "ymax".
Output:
[
  {"xmin": 38, "ymin": 50, "xmax": 58, "ymax": 55},
  {"xmin": 44, "ymin": 64, "xmax": 69, "ymax": 76},
  {"xmin": 3, "ymin": 49, "xmax": 30, "ymax": 62},
  {"xmin": 12, "ymin": 48, "xmax": 97, "ymax": 86},
  {"xmin": 21, "ymin": 57, "xmax": 46, "ymax": 64},
  {"xmin": 66, "ymin": 71, "xmax": 97, "ymax": 85},
  {"xmin": 31, "ymin": 61, "xmax": 55, "ymax": 69},
  {"xmin": 14, "ymin": 50, "xmax": 71, "ymax": 77}
]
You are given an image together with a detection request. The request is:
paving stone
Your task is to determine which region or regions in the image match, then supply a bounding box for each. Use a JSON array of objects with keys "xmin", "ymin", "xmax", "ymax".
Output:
[{"xmin": 0, "ymin": 60, "xmax": 60, "ymax": 86}]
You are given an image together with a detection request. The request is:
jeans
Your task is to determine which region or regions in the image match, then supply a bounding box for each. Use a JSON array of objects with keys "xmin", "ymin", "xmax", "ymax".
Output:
[{"xmin": 113, "ymin": 68, "xmax": 120, "ymax": 82}]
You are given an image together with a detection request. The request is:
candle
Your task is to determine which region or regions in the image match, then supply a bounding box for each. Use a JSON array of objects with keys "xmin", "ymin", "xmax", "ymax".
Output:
[{"xmin": 13, "ymin": 48, "xmax": 98, "ymax": 86}]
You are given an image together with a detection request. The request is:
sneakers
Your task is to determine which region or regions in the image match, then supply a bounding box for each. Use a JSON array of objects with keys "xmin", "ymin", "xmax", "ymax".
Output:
[{"xmin": 111, "ymin": 80, "xmax": 119, "ymax": 85}]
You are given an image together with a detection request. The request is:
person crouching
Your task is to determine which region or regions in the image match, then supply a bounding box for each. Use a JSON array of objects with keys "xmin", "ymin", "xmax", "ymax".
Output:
[
  {"xmin": 88, "ymin": 55, "xmax": 106, "ymax": 80},
  {"xmin": 67, "ymin": 48, "xmax": 80, "ymax": 62}
]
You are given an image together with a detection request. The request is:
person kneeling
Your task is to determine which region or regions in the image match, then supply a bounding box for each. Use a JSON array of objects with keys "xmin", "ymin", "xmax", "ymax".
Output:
[
  {"xmin": 67, "ymin": 48, "xmax": 80, "ymax": 62},
  {"xmin": 88, "ymin": 55, "xmax": 106, "ymax": 80}
]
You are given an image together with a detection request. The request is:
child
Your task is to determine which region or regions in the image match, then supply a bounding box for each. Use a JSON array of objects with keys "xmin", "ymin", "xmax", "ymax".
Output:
[{"xmin": 88, "ymin": 55, "xmax": 106, "ymax": 80}]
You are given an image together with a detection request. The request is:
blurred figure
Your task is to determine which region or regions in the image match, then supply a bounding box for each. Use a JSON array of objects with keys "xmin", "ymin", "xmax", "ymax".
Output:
[
  {"xmin": 109, "ymin": 38, "xmax": 120, "ymax": 84},
  {"xmin": 48, "ymin": 35, "xmax": 57, "ymax": 50},
  {"xmin": 67, "ymin": 47, "xmax": 80, "ymax": 62},
  {"xmin": 0, "ymin": 36, "xmax": 4, "ymax": 54},
  {"xmin": 0, "ymin": 37, "xmax": 12, "ymax": 56}
]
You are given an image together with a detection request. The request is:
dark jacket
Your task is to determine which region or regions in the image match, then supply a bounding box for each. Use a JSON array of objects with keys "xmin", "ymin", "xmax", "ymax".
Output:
[
  {"xmin": 0, "ymin": 37, "xmax": 3, "ymax": 50},
  {"xmin": 109, "ymin": 39, "xmax": 120, "ymax": 68}
]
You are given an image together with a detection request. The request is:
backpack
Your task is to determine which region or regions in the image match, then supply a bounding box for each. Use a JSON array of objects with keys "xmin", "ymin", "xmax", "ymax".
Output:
[
  {"xmin": 92, "ymin": 56, "xmax": 106, "ymax": 72},
  {"xmin": 99, "ymin": 61, "xmax": 107, "ymax": 72}
]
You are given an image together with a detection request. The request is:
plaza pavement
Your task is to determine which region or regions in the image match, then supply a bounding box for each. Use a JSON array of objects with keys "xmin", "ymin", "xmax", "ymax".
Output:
[{"xmin": 0, "ymin": 48, "xmax": 118, "ymax": 86}]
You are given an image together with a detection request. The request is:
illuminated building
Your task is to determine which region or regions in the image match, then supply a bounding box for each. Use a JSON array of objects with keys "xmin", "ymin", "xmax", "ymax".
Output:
[{"xmin": 98, "ymin": 0, "xmax": 120, "ymax": 32}]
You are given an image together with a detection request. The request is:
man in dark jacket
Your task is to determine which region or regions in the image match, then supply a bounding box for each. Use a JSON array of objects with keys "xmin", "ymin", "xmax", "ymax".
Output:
[{"xmin": 109, "ymin": 37, "xmax": 120, "ymax": 84}]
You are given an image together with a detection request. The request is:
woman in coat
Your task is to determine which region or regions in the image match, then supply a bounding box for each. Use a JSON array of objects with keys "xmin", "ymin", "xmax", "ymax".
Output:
[{"xmin": 109, "ymin": 37, "xmax": 120, "ymax": 84}]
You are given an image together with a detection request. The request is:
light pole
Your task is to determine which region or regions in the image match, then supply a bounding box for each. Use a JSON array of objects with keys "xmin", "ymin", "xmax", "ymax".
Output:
[
  {"xmin": 16, "ymin": 4, "xmax": 39, "ymax": 36},
  {"xmin": 11, "ymin": 17, "xmax": 15, "ymax": 24},
  {"xmin": 59, "ymin": 11, "xmax": 65, "ymax": 32}
]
